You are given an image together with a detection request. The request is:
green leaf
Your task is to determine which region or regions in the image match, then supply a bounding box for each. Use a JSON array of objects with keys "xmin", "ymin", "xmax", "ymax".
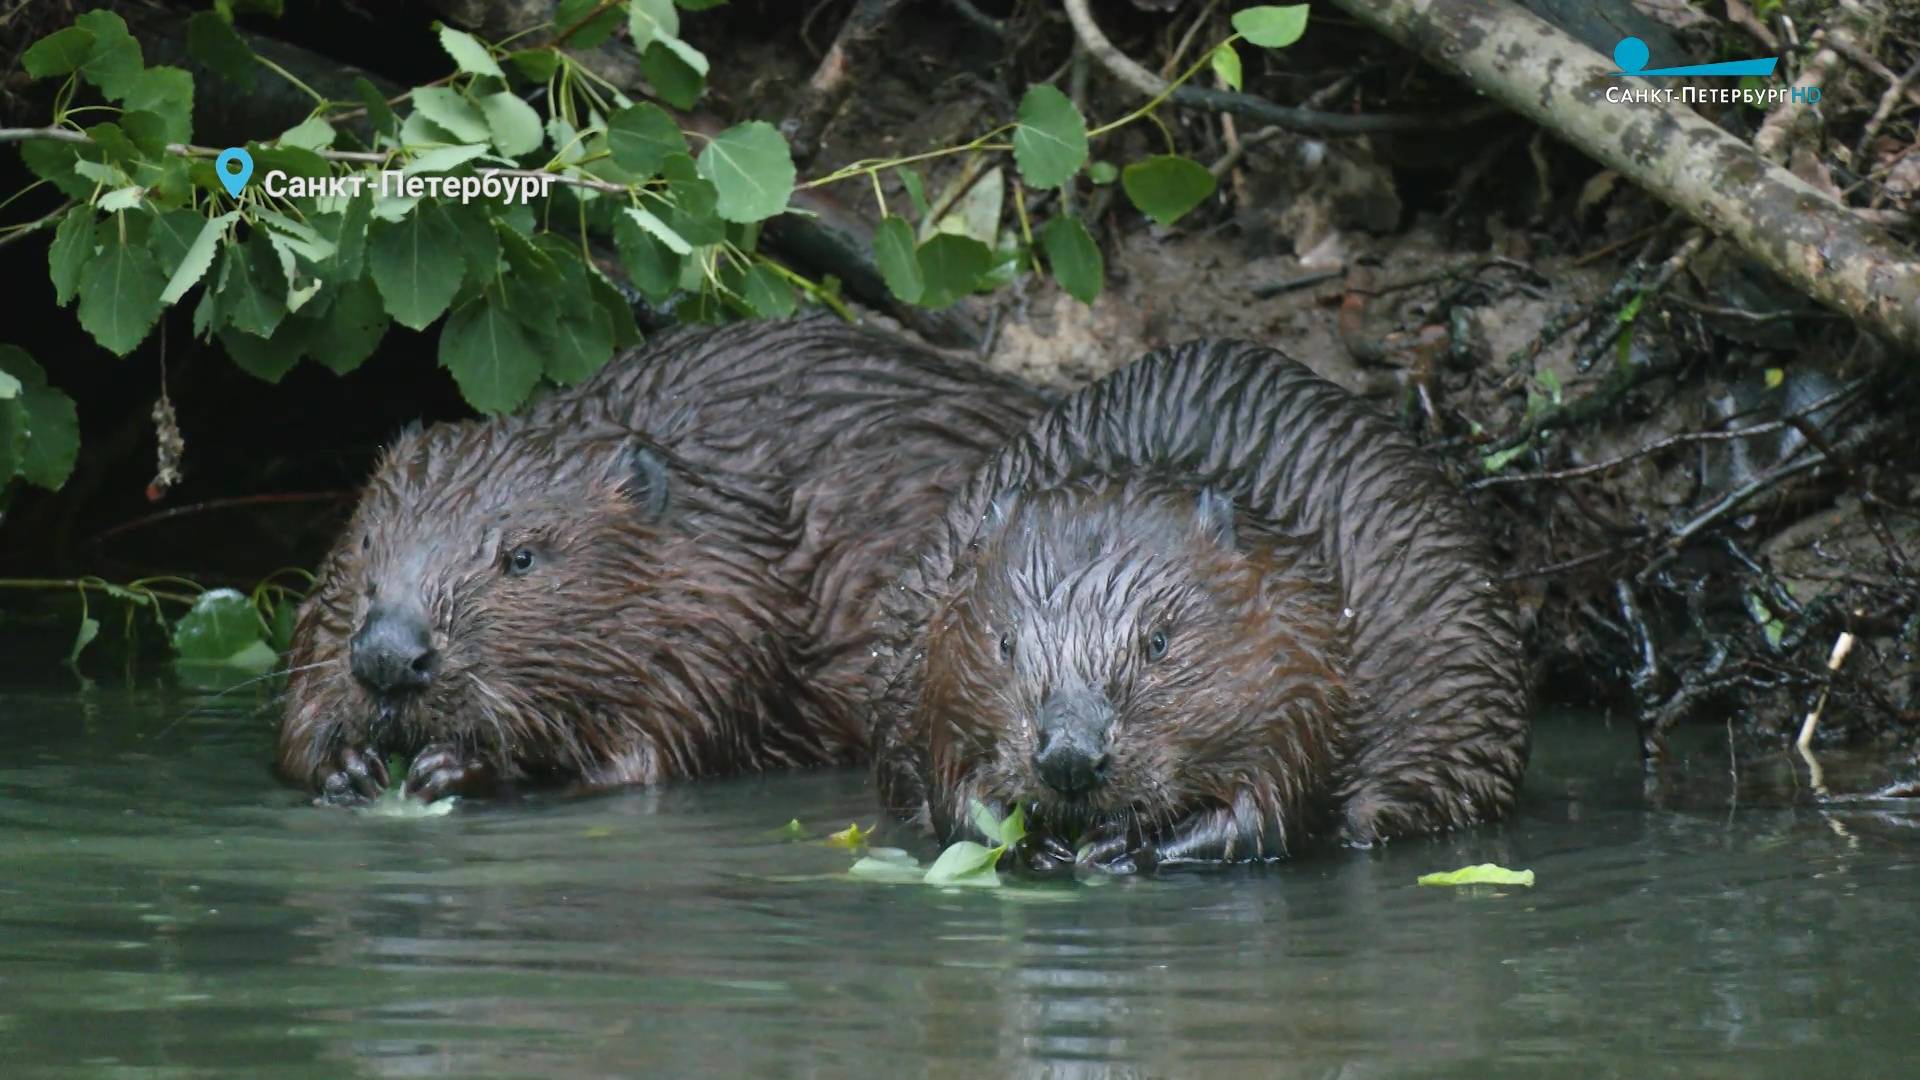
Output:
[
  {"xmin": 68, "ymin": 617, "xmax": 100, "ymax": 665},
  {"xmin": 0, "ymin": 347, "xmax": 79, "ymax": 491},
  {"xmin": 554, "ymin": 0, "xmax": 624, "ymax": 48},
  {"xmin": 145, "ymin": 208, "xmax": 203, "ymax": 275},
  {"xmin": 439, "ymin": 289, "xmax": 544, "ymax": 413},
  {"xmin": 1481, "ymin": 442, "xmax": 1530, "ymax": 473},
  {"xmin": 508, "ymin": 48, "xmax": 559, "ymax": 83},
  {"xmin": 75, "ymin": 11, "xmax": 144, "ymax": 100},
  {"xmin": 628, "ymin": 0, "xmax": 680, "ymax": 52},
  {"xmin": 410, "ymin": 86, "xmax": 491, "ymax": 144},
  {"xmin": 479, "ymin": 92, "xmax": 543, "ymax": 157},
  {"xmin": 0, "ymin": 372, "xmax": 17, "ymax": 400},
  {"xmin": 661, "ymin": 154, "xmax": 724, "ymax": 244},
  {"xmin": 305, "ymin": 275, "xmax": 390, "ymax": 375},
  {"xmin": 1416, "ymin": 863, "xmax": 1534, "ymax": 888},
  {"xmin": 941, "ymin": 166, "xmax": 1002, "ymax": 246},
  {"xmin": 120, "ymin": 112, "xmax": 171, "ymax": 158},
  {"xmin": 848, "ymin": 848, "xmax": 925, "ymax": 884},
  {"xmin": 622, "ymin": 206, "xmax": 690, "ymax": 255},
  {"xmin": 186, "ymin": 11, "xmax": 255, "ymax": 88},
  {"xmin": 967, "ymin": 798, "xmax": 1002, "ymax": 843},
  {"xmin": 222, "ymin": 232, "xmax": 289, "ymax": 338},
  {"xmin": 331, "ymin": 190, "xmax": 372, "ymax": 281},
  {"xmin": 614, "ymin": 214, "xmax": 681, "ymax": 302},
  {"xmin": 220, "ymin": 325, "xmax": 304, "ymax": 383},
  {"xmin": 639, "ymin": 41, "xmax": 704, "ymax": 109},
  {"xmin": 97, "ymin": 187, "xmax": 145, "ymax": 213},
  {"xmin": 48, "ymin": 207, "xmax": 95, "ymax": 308},
  {"xmin": 536, "ymin": 305, "xmax": 616, "ymax": 385},
  {"xmin": 1011, "ymin": 85, "xmax": 1089, "ymax": 190},
  {"xmin": 20, "ymin": 140, "xmax": 96, "ymax": 201},
  {"xmin": 449, "ymin": 206, "xmax": 503, "ymax": 300},
  {"xmin": 76, "ymin": 228, "xmax": 166, "ymax": 355},
  {"xmin": 739, "ymin": 264, "xmax": 795, "ymax": 318},
  {"xmin": 369, "ymin": 209, "xmax": 467, "ymax": 330},
  {"xmin": 0, "ymin": 399, "xmax": 24, "ymax": 483},
  {"xmin": 160, "ymin": 212, "xmax": 236, "ymax": 305},
  {"xmin": 1232, "ymin": 4, "xmax": 1310, "ymax": 48},
  {"xmin": 436, "ymin": 23, "xmax": 505, "ymax": 79},
  {"xmin": 354, "ymin": 76, "xmax": 399, "ymax": 141},
  {"xmin": 122, "ymin": 67, "xmax": 195, "ymax": 144},
  {"xmin": 23, "ymin": 25, "xmax": 96, "ymax": 79},
  {"xmin": 1211, "ymin": 42, "xmax": 1243, "ymax": 91},
  {"xmin": 676, "ymin": 0, "xmax": 728, "ymax": 9},
  {"xmin": 171, "ymin": 588, "xmax": 275, "ymax": 668},
  {"xmin": 998, "ymin": 806, "xmax": 1027, "ymax": 848},
  {"xmin": 915, "ymin": 233, "xmax": 992, "ymax": 309},
  {"xmin": 1042, "ymin": 214, "xmax": 1102, "ymax": 303},
  {"xmin": 896, "ymin": 167, "xmax": 928, "ymax": 219},
  {"xmin": 1120, "ymin": 154, "xmax": 1216, "ymax": 227},
  {"xmin": 403, "ymin": 143, "xmax": 489, "ymax": 175},
  {"xmin": 607, "ymin": 103, "xmax": 688, "ymax": 175},
  {"xmin": 696, "ymin": 121, "xmax": 794, "ymax": 224},
  {"xmin": 587, "ymin": 265, "xmax": 641, "ymax": 348},
  {"xmin": 872, "ymin": 215, "xmax": 922, "ymax": 303},
  {"xmin": 923, "ymin": 840, "xmax": 1002, "ymax": 887},
  {"xmin": 278, "ymin": 115, "xmax": 336, "ymax": 151}
]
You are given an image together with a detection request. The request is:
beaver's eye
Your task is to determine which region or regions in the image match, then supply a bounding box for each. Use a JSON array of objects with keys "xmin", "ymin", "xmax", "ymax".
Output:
[
  {"xmin": 361, "ymin": 534, "xmax": 371, "ymax": 552},
  {"xmin": 508, "ymin": 547, "xmax": 536, "ymax": 575},
  {"xmin": 998, "ymin": 631, "xmax": 1015, "ymax": 662},
  {"xmin": 1145, "ymin": 628, "xmax": 1170, "ymax": 661}
]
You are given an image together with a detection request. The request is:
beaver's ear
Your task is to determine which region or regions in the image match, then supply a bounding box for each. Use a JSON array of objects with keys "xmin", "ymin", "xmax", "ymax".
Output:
[
  {"xmin": 1195, "ymin": 488, "xmax": 1237, "ymax": 549},
  {"xmin": 622, "ymin": 444, "xmax": 671, "ymax": 519}
]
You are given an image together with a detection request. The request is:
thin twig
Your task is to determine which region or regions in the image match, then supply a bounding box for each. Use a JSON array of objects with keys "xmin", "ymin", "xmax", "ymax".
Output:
[{"xmin": 0, "ymin": 198, "xmax": 74, "ymax": 249}]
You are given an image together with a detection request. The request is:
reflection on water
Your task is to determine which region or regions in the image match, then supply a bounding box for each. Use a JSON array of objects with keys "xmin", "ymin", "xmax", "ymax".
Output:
[{"xmin": 0, "ymin": 680, "xmax": 1915, "ymax": 1078}]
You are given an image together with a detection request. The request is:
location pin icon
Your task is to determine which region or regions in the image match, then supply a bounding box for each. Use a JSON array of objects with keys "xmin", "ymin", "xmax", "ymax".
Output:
[{"xmin": 215, "ymin": 147, "xmax": 253, "ymax": 198}]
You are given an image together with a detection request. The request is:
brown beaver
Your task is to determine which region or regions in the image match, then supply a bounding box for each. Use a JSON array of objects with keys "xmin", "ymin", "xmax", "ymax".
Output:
[
  {"xmin": 280, "ymin": 318, "xmax": 1047, "ymax": 803},
  {"xmin": 868, "ymin": 340, "xmax": 1530, "ymax": 869}
]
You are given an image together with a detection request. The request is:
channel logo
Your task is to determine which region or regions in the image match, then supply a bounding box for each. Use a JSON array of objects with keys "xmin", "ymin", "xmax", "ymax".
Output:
[{"xmin": 1610, "ymin": 36, "xmax": 1777, "ymax": 78}]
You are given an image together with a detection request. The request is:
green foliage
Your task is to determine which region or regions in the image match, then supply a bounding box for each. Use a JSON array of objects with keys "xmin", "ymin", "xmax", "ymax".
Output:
[
  {"xmin": 170, "ymin": 588, "xmax": 278, "ymax": 671},
  {"xmin": 5, "ymin": 2, "xmax": 1313, "ymax": 495},
  {"xmin": 1417, "ymin": 863, "xmax": 1535, "ymax": 888},
  {"xmin": 848, "ymin": 800, "xmax": 1027, "ymax": 888}
]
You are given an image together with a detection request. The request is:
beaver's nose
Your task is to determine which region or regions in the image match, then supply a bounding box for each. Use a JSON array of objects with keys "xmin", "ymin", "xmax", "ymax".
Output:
[
  {"xmin": 350, "ymin": 606, "xmax": 438, "ymax": 695},
  {"xmin": 1032, "ymin": 691, "xmax": 1113, "ymax": 796}
]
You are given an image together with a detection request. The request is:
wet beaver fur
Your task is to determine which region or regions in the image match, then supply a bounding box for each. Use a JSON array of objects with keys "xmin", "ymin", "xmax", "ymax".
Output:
[
  {"xmin": 869, "ymin": 340, "xmax": 1531, "ymax": 869},
  {"xmin": 280, "ymin": 319, "xmax": 1047, "ymax": 803}
]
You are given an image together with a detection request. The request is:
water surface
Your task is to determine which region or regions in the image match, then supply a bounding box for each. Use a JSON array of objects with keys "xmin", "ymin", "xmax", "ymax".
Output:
[{"xmin": 2, "ymin": 679, "xmax": 1914, "ymax": 1078}]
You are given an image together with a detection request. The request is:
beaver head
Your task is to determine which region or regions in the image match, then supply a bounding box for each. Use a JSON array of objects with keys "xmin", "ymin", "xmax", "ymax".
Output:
[
  {"xmin": 917, "ymin": 478, "xmax": 1350, "ymax": 860},
  {"xmin": 280, "ymin": 412, "xmax": 835, "ymax": 801}
]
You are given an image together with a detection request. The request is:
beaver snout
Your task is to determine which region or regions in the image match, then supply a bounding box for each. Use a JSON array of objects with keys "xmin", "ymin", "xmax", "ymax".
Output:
[
  {"xmin": 349, "ymin": 606, "xmax": 440, "ymax": 696},
  {"xmin": 1033, "ymin": 691, "xmax": 1114, "ymax": 796}
]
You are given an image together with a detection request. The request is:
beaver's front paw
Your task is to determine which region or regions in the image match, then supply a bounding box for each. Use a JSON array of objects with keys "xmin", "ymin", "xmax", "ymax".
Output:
[
  {"xmin": 316, "ymin": 746, "xmax": 388, "ymax": 805},
  {"xmin": 403, "ymin": 744, "xmax": 494, "ymax": 801},
  {"xmin": 1076, "ymin": 820, "xmax": 1158, "ymax": 876},
  {"xmin": 1016, "ymin": 833, "xmax": 1078, "ymax": 873}
]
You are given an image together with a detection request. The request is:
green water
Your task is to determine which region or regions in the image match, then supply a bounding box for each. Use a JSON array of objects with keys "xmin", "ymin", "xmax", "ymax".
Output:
[{"xmin": 1, "ymin": 679, "xmax": 1914, "ymax": 1078}]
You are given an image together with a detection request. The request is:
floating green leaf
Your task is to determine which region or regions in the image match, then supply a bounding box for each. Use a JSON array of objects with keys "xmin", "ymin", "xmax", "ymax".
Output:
[
  {"xmin": 436, "ymin": 23, "xmax": 505, "ymax": 79},
  {"xmin": 186, "ymin": 11, "xmax": 255, "ymax": 87},
  {"xmin": 76, "ymin": 229, "xmax": 166, "ymax": 356},
  {"xmin": 25, "ymin": 26, "xmax": 97, "ymax": 79},
  {"xmin": 923, "ymin": 840, "xmax": 1001, "ymax": 887},
  {"xmin": 826, "ymin": 823, "xmax": 873, "ymax": 849},
  {"xmin": 439, "ymin": 289, "xmax": 544, "ymax": 414},
  {"xmin": 1011, "ymin": 84, "xmax": 1089, "ymax": 190},
  {"xmin": 607, "ymin": 103, "xmax": 688, "ymax": 176},
  {"xmin": 872, "ymin": 215, "xmax": 923, "ymax": 303},
  {"xmin": 1042, "ymin": 214, "xmax": 1103, "ymax": 303},
  {"xmin": 696, "ymin": 121, "xmax": 795, "ymax": 223},
  {"xmin": 1417, "ymin": 863, "xmax": 1534, "ymax": 888},
  {"xmin": 369, "ymin": 209, "xmax": 467, "ymax": 330},
  {"xmin": 848, "ymin": 848, "xmax": 926, "ymax": 884},
  {"xmin": 1211, "ymin": 42, "xmax": 1243, "ymax": 91},
  {"xmin": 171, "ymin": 588, "xmax": 271, "ymax": 666},
  {"xmin": 1231, "ymin": 4, "xmax": 1310, "ymax": 48},
  {"xmin": 1121, "ymin": 154, "xmax": 1216, "ymax": 227}
]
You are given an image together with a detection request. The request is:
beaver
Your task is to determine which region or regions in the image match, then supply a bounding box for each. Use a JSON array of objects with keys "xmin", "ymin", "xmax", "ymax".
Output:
[
  {"xmin": 916, "ymin": 478, "xmax": 1351, "ymax": 870},
  {"xmin": 869, "ymin": 340, "xmax": 1531, "ymax": 869},
  {"xmin": 280, "ymin": 318, "xmax": 1048, "ymax": 803}
]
